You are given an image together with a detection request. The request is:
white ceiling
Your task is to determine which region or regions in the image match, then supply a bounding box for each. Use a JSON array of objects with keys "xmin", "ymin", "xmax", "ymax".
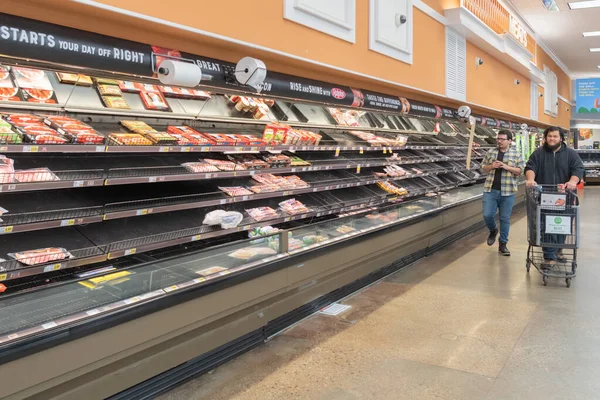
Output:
[{"xmin": 507, "ymin": 0, "xmax": 600, "ymax": 77}]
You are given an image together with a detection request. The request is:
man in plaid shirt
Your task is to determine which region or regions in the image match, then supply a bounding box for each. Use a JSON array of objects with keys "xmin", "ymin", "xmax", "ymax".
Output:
[{"xmin": 481, "ymin": 130, "xmax": 526, "ymax": 256}]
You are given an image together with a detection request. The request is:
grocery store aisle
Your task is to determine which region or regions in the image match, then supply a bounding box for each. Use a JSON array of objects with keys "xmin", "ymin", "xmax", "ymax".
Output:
[{"xmin": 159, "ymin": 188, "xmax": 600, "ymax": 400}]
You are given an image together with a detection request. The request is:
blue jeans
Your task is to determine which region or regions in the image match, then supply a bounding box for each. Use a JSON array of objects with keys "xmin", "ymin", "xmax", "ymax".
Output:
[{"xmin": 483, "ymin": 190, "xmax": 516, "ymax": 244}]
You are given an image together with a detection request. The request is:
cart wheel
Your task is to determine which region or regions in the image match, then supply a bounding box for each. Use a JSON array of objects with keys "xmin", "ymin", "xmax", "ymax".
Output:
[
  {"xmin": 526, "ymin": 261, "xmax": 531, "ymax": 273},
  {"xmin": 572, "ymin": 263, "xmax": 577, "ymax": 274},
  {"xmin": 566, "ymin": 278, "xmax": 572, "ymax": 288},
  {"xmin": 543, "ymin": 275, "xmax": 548, "ymax": 286}
]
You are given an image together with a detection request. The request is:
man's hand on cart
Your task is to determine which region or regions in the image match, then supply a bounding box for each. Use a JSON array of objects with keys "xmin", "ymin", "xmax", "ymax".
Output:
[
  {"xmin": 526, "ymin": 180, "xmax": 537, "ymax": 187},
  {"xmin": 564, "ymin": 181, "xmax": 578, "ymax": 191}
]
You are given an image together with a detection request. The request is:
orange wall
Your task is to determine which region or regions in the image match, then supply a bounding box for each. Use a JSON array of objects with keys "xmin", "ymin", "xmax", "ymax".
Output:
[
  {"xmin": 0, "ymin": 0, "xmax": 571, "ymax": 127},
  {"xmin": 466, "ymin": 42, "xmax": 531, "ymax": 118}
]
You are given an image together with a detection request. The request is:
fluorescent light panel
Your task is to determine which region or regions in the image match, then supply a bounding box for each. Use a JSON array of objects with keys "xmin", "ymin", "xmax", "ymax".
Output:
[
  {"xmin": 569, "ymin": 1, "xmax": 600, "ymax": 9},
  {"xmin": 590, "ymin": 48, "xmax": 600, "ymax": 52},
  {"xmin": 583, "ymin": 31, "xmax": 600, "ymax": 37}
]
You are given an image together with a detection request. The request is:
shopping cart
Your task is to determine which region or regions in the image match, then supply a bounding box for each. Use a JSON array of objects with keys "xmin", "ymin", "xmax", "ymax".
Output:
[{"xmin": 526, "ymin": 185, "xmax": 579, "ymax": 287}]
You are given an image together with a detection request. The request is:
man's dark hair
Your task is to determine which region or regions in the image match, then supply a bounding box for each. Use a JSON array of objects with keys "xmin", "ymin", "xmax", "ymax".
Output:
[
  {"xmin": 543, "ymin": 126, "xmax": 564, "ymax": 141},
  {"xmin": 497, "ymin": 130, "xmax": 513, "ymax": 141}
]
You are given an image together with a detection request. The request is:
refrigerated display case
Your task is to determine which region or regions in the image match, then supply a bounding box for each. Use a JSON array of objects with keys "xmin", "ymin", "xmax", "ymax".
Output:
[{"xmin": 0, "ymin": 11, "xmax": 538, "ymax": 400}]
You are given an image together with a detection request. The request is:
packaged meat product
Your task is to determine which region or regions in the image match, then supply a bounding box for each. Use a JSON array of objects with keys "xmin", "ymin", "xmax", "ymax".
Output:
[
  {"xmin": 248, "ymin": 184, "xmax": 279, "ymax": 194},
  {"xmin": 6, "ymin": 114, "xmax": 42, "ymax": 123},
  {"xmin": 167, "ymin": 126, "xmax": 212, "ymax": 145},
  {"xmin": 140, "ymin": 90, "xmax": 171, "ymax": 111},
  {"xmin": 203, "ymin": 133, "xmax": 236, "ymax": 146},
  {"xmin": 93, "ymin": 77, "xmax": 121, "ymax": 85},
  {"xmin": 181, "ymin": 162, "xmax": 220, "ymax": 173},
  {"xmin": 329, "ymin": 108, "xmax": 363, "ymax": 127},
  {"xmin": 218, "ymin": 186, "xmax": 254, "ymax": 197},
  {"xmin": 55, "ymin": 73, "xmax": 93, "ymax": 86},
  {"xmin": 101, "ymin": 95, "xmax": 130, "ymax": 109},
  {"xmin": 336, "ymin": 225, "xmax": 355, "ymax": 234},
  {"xmin": 226, "ymin": 154, "xmax": 269, "ymax": 170},
  {"xmin": 261, "ymin": 153, "xmax": 291, "ymax": 168},
  {"xmin": 192, "ymin": 90, "xmax": 211, "ymax": 99},
  {"xmin": 0, "ymin": 156, "xmax": 14, "ymax": 183},
  {"xmin": 24, "ymin": 133, "xmax": 67, "ymax": 144},
  {"xmin": 203, "ymin": 159, "xmax": 245, "ymax": 171},
  {"xmin": 9, "ymin": 247, "xmax": 72, "ymax": 266},
  {"xmin": 196, "ymin": 266, "xmax": 228, "ymax": 276},
  {"xmin": 119, "ymin": 81, "xmax": 143, "ymax": 92},
  {"xmin": 12, "ymin": 67, "xmax": 52, "ymax": 90},
  {"xmin": 159, "ymin": 86, "xmax": 210, "ymax": 99},
  {"xmin": 278, "ymin": 199, "xmax": 311, "ymax": 215},
  {"xmin": 246, "ymin": 207, "xmax": 279, "ymax": 222},
  {"xmin": 289, "ymin": 156, "xmax": 311, "ymax": 166},
  {"xmin": 142, "ymin": 131, "xmax": 178, "ymax": 145},
  {"xmin": 97, "ymin": 84, "xmax": 123, "ymax": 96},
  {"xmin": 238, "ymin": 134, "xmax": 266, "ymax": 146},
  {"xmin": 228, "ymin": 247, "xmax": 277, "ymax": 261},
  {"xmin": 0, "ymin": 132, "xmax": 21, "ymax": 144},
  {"xmin": 14, "ymin": 168, "xmax": 58, "ymax": 182},
  {"xmin": 108, "ymin": 133, "xmax": 153, "ymax": 146},
  {"xmin": 121, "ymin": 120, "xmax": 156, "ymax": 134}
]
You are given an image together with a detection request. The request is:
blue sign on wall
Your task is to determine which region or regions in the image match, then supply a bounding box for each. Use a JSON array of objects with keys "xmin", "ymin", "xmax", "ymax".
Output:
[{"xmin": 576, "ymin": 78, "xmax": 600, "ymax": 114}]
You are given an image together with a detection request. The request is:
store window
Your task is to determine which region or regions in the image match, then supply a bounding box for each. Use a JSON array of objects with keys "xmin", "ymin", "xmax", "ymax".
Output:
[
  {"xmin": 530, "ymin": 81, "xmax": 539, "ymax": 121},
  {"xmin": 445, "ymin": 28, "xmax": 467, "ymax": 102},
  {"xmin": 543, "ymin": 65, "xmax": 558, "ymax": 117},
  {"xmin": 368, "ymin": 0, "xmax": 413, "ymax": 64},
  {"xmin": 284, "ymin": 0, "xmax": 357, "ymax": 43}
]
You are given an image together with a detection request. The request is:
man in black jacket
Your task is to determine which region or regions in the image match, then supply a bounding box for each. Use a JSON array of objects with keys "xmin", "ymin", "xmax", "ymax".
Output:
[{"xmin": 525, "ymin": 126, "xmax": 584, "ymax": 263}]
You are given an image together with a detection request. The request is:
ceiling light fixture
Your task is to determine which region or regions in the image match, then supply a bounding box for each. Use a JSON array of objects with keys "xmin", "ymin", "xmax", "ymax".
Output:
[
  {"xmin": 583, "ymin": 31, "xmax": 600, "ymax": 37},
  {"xmin": 569, "ymin": 0, "xmax": 600, "ymax": 10},
  {"xmin": 590, "ymin": 48, "xmax": 600, "ymax": 52},
  {"xmin": 542, "ymin": 0, "xmax": 560, "ymax": 11}
]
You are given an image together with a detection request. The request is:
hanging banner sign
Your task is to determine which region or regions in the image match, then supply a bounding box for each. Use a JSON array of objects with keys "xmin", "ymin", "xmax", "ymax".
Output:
[{"xmin": 0, "ymin": 12, "xmax": 531, "ymax": 127}]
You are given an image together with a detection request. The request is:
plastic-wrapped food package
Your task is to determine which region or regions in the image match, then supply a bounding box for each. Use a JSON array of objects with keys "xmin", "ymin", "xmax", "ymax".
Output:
[
  {"xmin": 219, "ymin": 186, "xmax": 253, "ymax": 197},
  {"xmin": 220, "ymin": 211, "xmax": 243, "ymax": 229},
  {"xmin": 14, "ymin": 168, "xmax": 59, "ymax": 182},
  {"xmin": 278, "ymin": 198, "xmax": 311, "ymax": 215},
  {"xmin": 0, "ymin": 156, "xmax": 14, "ymax": 183},
  {"xmin": 9, "ymin": 247, "xmax": 72, "ymax": 266},
  {"xmin": 181, "ymin": 162, "xmax": 220, "ymax": 173},
  {"xmin": 203, "ymin": 210, "xmax": 227, "ymax": 226},
  {"xmin": 246, "ymin": 207, "xmax": 279, "ymax": 221}
]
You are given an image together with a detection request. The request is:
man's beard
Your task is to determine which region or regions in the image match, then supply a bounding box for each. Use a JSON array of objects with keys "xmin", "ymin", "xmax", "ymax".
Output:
[{"xmin": 544, "ymin": 141, "xmax": 561, "ymax": 151}]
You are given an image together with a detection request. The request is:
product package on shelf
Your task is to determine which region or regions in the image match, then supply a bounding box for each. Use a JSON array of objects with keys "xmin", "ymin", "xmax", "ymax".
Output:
[
  {"xmin": 218, "ymin": 186, "xmax": 254, "ymax": 197},
  {"xmin": 226, "ymin": 154, "xmax": 269, "ymax": 170},
  {"xmin": 140, "ymin": 90, "xmax": 171, "ymax": 111},
  {"xmin": 44, "ymin": 116, "xmax": 105, "ymax": 144},
  {"xmin": 248, "ymin": 184, "xmax": 280, "ymax": 194},
  {"xmin": 11, "ymin": 67, "xmax": 58, "ymax": 104},
  {"xmin": 328, "ymin": 108, "xmax": 363, "ymax": 126},
  {"xmin": 119, "ymin": 81, "xmax": 143, "ymax": 93},
  {"xmin": 0, "ymin": 156, "xmax": 14, "ymax": 183},
  {"xmin": 228, "ymin": 246, "xmax": 277, "ymax": 261},
  {"xmin": 246, "ymin": 206, "xmax": 279, "ymax": 222},
  {"xmin": 108, "ymin": 133, "xmax": 153, "ymax": 146},
  {"xmin": 142, "ymin": 131, "xmax": 178, "ymax": 145},
  {"xmin": 8, "ymin": 115, "xmax": 67, "ymax": 144},
  {"xmin": 260, "ymin": 153, "xmax": 291, "ymax": 168},
  {"xmin": 237, "ymin": 134, "xmax": 266, "ymax": 146},
  {"xmin": 159, "ymin": 86, "xmax": 211, "ymax": 99},
  {"xmin": 14, "ymin": 168, "xmax": 59, "ymax": 183},
  {"xmin": 278, "ymin": 198, "xmax": 311, "ymax": 215},
  {"xmin": 346, "ymin": 130, "xmax": 405, "ymax": 147},
  {"xmin": 336, "ymin": 225, "xmax": 356, "ymax": 234},
  {"xmin": 0, "ymin": 65, "xmax": 22, "ymax": 102},
  {"xmin": 9, "ymin": 247, "xmax": 73, "ymax": 266},
  {"xmin": 167, "ymin": 126, "xmax": 212, "ymax": 146},
  {"xmin": 97, "ymin": 84, "xmax": 123, "ymax": 96},
  {"xmin": 228, "ymin": 95, "xmax": 273, "ymax": 119},
  {"xmin": 383, "ymin": 165, "xmax": 408, "ymax": 177},
  {"xmin": 0, "ymin": 117, "xmax": 22, "ymax": 143},
  {"xmin": 101, "ymin": 95, "xmax": 130, "ymax": 109},
  {"xmin": 120, "ymin": 120, "xmax": 156, "ymax": 134},
  {"xmin": 56, "ymin": 73, "xmax": 93, "ymax": 86},
  {"xmin": 377, "ymin": 181, "xmax": 408, "ymax": 196},
  {"xmin": 181, "ymin": 162, "xmax": 220, "ymax": 173},
  {"xmin": 203, "ymin": 133, "xmax": 237, "ymax": 146},
  {"xmin": 289, "ymin": 155, "xmax": 311, "ymax": 166},
  {"xmin": 203, "ymin": 158, "xmax": 245, "ymax": 171},
  {"xmin": 251, "ymin": 173, "xmax": 308, "ymax": 190},
  {"xmin": 262, "ymin": 123, "xmax": 322, "ymax": 146}
]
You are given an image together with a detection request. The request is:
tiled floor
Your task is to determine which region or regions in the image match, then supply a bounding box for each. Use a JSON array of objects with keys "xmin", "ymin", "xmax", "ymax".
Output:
[{"xmin": 159, "ymin": 188, "xmax": 600, "ymax": 400}]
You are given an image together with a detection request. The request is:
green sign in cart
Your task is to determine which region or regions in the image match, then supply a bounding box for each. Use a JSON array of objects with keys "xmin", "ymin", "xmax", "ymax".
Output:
[{"xmin": 545, "ymin": 215, "xmax": 571, "ymax": 235}]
